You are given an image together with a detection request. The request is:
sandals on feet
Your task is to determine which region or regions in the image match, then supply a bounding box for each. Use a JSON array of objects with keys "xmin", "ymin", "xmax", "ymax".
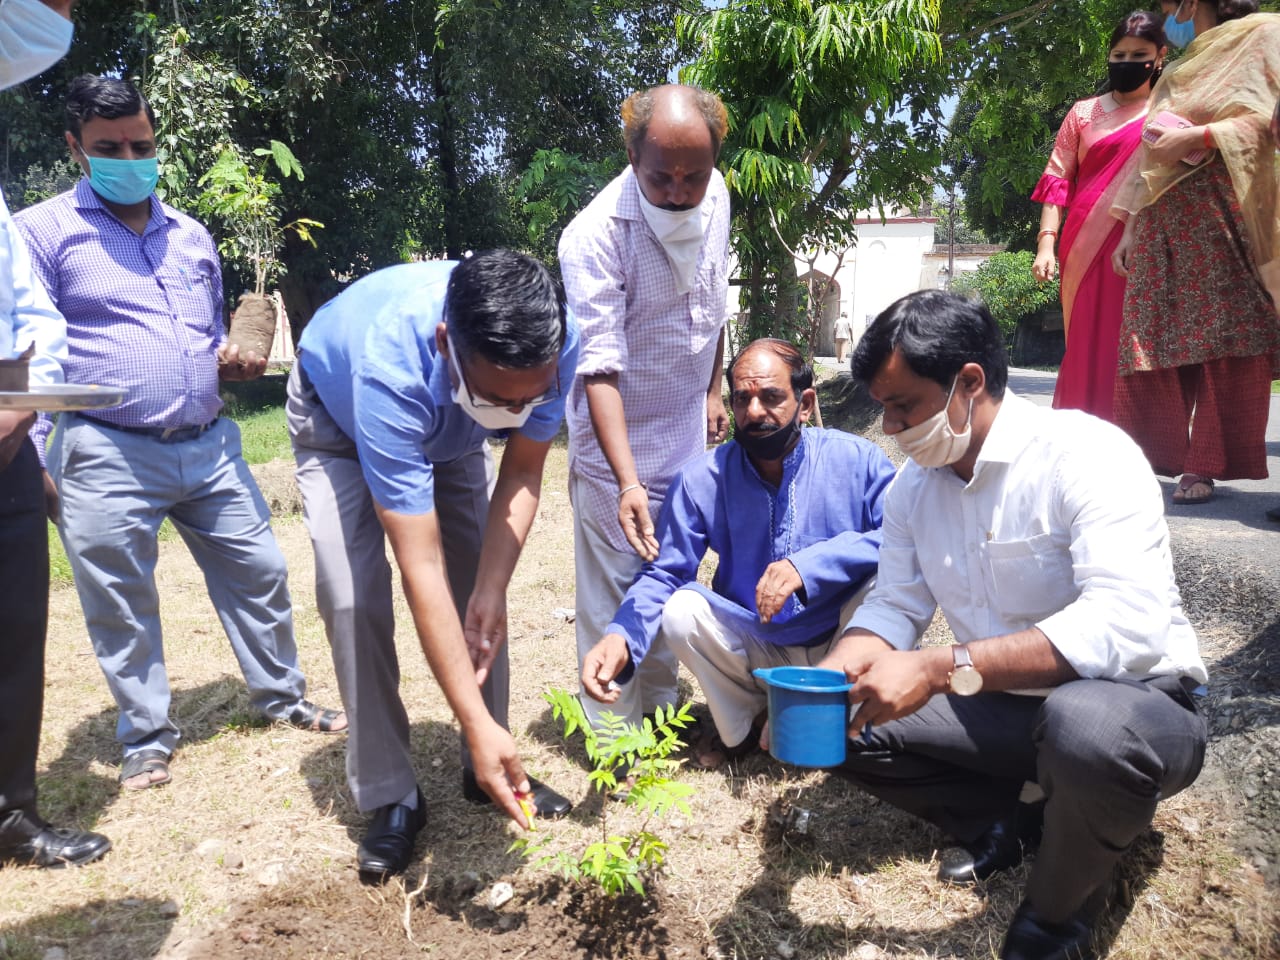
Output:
[
  {"xmin": 119, "ymin": 748, "xmax": 171, "ymax": 790},
  {"xmin": 693, "ymin": 726, "xmax": 760, "ymax": 770},
  {"xmin": 1172, "ymin": 474, "xmax": 1214, "ymax": 505},
  {"xmin": 284, "ymin": 700, "xmax": 348, "ymax": 734}
]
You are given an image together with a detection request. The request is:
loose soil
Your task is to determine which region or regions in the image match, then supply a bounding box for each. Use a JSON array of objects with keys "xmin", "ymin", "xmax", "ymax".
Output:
[{"xmin": 2, "ymin": 376, "xmax": 1276, "ymax": 960}]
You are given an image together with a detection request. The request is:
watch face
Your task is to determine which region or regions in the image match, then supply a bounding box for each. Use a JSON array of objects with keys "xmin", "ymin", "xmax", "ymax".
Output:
[{"xmin": 950, "ymin": 665, "xmax": 984, "ymax": 696}]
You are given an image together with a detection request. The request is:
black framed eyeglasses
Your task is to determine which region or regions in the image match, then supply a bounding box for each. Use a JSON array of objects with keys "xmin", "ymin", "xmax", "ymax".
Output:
[{"xmin": 448, "ymin": 336, "xmax": 561, "ymax": 410}]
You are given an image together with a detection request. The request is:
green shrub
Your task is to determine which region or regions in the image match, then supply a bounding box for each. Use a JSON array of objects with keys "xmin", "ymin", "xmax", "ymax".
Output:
[{"xmin": 950, "ymin": 250, "xmax": 1060, "ymax": 346}]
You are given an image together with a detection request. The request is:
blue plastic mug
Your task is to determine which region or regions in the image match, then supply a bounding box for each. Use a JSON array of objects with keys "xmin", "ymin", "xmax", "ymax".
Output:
[{"xmin": 753, "ymin": 666, "xmax": 853, "ymax": 768}]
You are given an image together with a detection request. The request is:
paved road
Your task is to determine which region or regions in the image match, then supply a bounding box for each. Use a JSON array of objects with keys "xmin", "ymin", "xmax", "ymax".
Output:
[{"xmin": 1003, "ymin": 367, "xmax": 1280, "ymax": 563}]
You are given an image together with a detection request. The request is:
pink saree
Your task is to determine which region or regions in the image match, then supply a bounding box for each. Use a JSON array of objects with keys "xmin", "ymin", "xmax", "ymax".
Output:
[{"xmin": 1033, "ymin": 97, "xmax": 1146, "ymax": 422}]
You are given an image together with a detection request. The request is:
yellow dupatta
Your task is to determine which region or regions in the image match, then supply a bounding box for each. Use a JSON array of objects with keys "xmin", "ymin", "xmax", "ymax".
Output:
[{"xmin": 1113, "ymin": 14, "xmax": 1280, "ymax": 308}]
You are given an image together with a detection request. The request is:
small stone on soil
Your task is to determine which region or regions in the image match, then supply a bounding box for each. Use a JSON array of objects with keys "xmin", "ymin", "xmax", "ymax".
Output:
[
  {"xmin": 486, "ymin": 881, "xmax": 514, "ymax": 909},
  {"xmin": 159, "ymin": 899, "xmax": 181, "ymax": 919},
  {"xmin": 195, "ymin": 839, "xmax": 225, "ymax": 861}
]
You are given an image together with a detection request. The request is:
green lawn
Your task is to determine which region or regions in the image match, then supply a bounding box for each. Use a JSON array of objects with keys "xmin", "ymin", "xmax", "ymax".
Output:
[
  {"xmin": 220, "ymin": 372, "xmax": 291, "ymax": 464},
  {"xmin": 47, "ymin": 371, "xmax": 292, "ymax": 584},
  {"xmin": 1273, "ymin": 379, "xmax": 1280, "ymax": 394}
]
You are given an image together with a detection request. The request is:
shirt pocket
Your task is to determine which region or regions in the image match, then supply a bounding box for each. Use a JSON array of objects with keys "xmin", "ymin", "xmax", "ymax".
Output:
[
  {"xmin": 155, "ymin": 261, "xmax": 220, "ymax": 336},
  {"xmin": 982, "ymin": 532, "xmax": 1077, "ymax": 621},
  {"xmin": 690, "ymin": 257, "xmax": 727, "ymax": 351}
]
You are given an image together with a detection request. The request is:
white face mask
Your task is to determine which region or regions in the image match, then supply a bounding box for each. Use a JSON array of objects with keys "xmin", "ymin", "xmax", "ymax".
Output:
[
  {"xmin": 0, "ymin": 0, "xmax": 74, "ymax": 92},
  {"xmin": 445, "ymin": 338, "xmax": 533, "ymax": 431},
  {"xmin": 893, "ymin": 376, "xmax": 974, "ymax": 468},
  {"xmin": 635, "ymin": 183, "xmax": 707, "ymax": 295}
]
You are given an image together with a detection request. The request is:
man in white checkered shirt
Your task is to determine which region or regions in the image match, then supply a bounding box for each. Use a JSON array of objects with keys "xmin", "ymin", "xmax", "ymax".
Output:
[{"xmin": 559, "ymin": 84, "xmax": 732, "ymax": 736}]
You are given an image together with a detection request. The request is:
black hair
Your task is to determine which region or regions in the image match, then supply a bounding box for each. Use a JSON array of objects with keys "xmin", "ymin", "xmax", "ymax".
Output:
[
  {"xmin": 1211, "ymin": 0, "xmax": 1259, "ymax": 20},
  {"xmin": 1109, "ymin": 11, "xmax": 1166, "ymax": 52},
  {"xmin": 726, "ymin": 338, "xmax": 813, "ymax": 399},
  {"xmin": 65, "ymin": 75, "xmax": 156, "ymax": 139},
  {"xmin": 444, "ymin": 250, "xmax": 566, "ymax": 368},
  {"xmin": 1106, "ymin": 11, "xmax": 1167, "ymax": 89},
  {"xmin": 850, "ymin": 290, "xmax": 1008, "ymax": 400}
]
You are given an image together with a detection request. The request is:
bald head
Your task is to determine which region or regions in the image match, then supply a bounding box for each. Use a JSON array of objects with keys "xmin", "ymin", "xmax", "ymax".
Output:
[
  {"xmin": 727, "ymin": 338, "xmax": 813, "ymax": 398},
  {"xmin": 622, "ymin": 84, "xmax": 728, "ymax": 162},
  {"xmin": 623, "ymin": 84, "xmax": 727, "ymax": 211}
]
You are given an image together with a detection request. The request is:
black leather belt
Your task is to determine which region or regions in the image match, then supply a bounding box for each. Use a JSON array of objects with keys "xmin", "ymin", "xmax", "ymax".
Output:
[{"xmin": 80, "ymin": 413, "xmax": 219, "ymax": 443}]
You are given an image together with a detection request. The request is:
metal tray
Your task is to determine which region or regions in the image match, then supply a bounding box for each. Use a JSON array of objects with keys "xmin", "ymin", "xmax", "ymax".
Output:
[{"xmin": 0, "ymin": 384, "xmax": 126, "ymax": 412}]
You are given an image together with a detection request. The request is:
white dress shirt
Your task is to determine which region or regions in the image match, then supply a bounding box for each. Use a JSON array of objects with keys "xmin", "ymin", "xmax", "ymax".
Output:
[{"xmin": 849, "ymin": 392, "xmax": 1207, "ymax": 686}]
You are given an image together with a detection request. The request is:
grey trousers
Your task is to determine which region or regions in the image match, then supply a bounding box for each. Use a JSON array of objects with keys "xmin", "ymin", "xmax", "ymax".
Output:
[
  {"xmin": 836, "ymin": 675, "xmax": 1206, "ymax": 922},
  {"xmin": 287, "ymin": 364, "xmax": 507, "ymax": 813},
  {"xmin": 571, "ymin": 474, "xmax": 678, "ymax": 732}
]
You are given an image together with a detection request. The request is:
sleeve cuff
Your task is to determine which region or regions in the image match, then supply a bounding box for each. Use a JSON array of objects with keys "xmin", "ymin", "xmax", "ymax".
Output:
[
  {"xmin": 1031, "ymin": 174, "xmax": 1072, "ymax": 206},
  {"xmin": 845, "ymin": 605, "xmax": 919, "ymax": 651},
  {"xmin": 1037, "ymin": 608, "xmax": 1108, "ymax": 678}
]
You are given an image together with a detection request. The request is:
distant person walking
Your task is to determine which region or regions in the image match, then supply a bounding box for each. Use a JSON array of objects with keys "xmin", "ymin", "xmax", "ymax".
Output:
[
  {"xmin": 1112, "ymin": 1, "xmax": 1279, "ymax": 506},
  {"xmin": 1032, "ymin": 12, "xmax": 1166, "ymax": 423},
  {"xmin": 833, "ymin": 312, "xmax": 854, "ymax": 363}
]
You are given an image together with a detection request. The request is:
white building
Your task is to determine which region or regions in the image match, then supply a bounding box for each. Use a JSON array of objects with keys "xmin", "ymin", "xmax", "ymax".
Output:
[{"xmin": 726, "ymin": 210, "xmax": 1003, "ymax": 356}]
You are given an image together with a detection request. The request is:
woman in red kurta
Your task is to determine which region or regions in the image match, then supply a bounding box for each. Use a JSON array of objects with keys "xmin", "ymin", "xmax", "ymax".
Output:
[
  {"xmin": 1112, "ymin": 2, "xmax": 1279, "ymax": 505},
  {"xmin": 1031, "ymin": 12, "xmax": 1166, "ymax": 422}
]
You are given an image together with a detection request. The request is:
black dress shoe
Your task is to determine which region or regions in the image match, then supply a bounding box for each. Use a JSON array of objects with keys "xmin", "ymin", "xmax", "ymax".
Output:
[
  {"xmin": 1000, "ymin": 900, "xmax": 1095, "ymax": 960},
  {"xmin": 938, "ymin": 804, "xmax": 1044, "ymax": 885},
  {"xmin": 462, "ymin": 770, "xmax": 573, "ymax": 819},
  {"xmin": 357, "ymin": 788, "xmax": 426, "ymax": 883},
  {"xmin": 0, "ymin": 810, "xmax": 111, "ymax": 868}
]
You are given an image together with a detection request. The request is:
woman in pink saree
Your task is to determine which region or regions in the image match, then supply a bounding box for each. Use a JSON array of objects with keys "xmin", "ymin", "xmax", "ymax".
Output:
[{"xmin": 1031, "ymin": 12, "xmax": 1166, "ymax": 421}]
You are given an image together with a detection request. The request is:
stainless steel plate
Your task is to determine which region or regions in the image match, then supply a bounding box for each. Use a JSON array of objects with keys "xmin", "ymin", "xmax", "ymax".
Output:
[{"xmin": 0, "ymin": 384, "xmax": 126, "ymax": 411}]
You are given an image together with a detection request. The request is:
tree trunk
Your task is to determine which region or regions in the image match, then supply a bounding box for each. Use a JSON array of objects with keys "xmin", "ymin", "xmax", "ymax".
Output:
[{"xmin": 432, "ymin": 50, "xmax": 464, "ymax": 261}]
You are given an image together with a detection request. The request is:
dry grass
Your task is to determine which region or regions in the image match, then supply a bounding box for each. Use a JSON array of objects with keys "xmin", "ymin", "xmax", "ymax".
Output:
[{"xmin": 2, "ymin": 440, "xmax": 1276, "ymax": 959}]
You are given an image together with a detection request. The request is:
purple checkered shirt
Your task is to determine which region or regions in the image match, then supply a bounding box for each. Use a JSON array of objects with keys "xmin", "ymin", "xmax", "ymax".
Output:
[
  {"xmin": 16, "ymin": 178, "xmax": 226, "ymax": 461},
  {"xmin": 558, "ymin": 166, "xmax": 730, "ymax": 553}
]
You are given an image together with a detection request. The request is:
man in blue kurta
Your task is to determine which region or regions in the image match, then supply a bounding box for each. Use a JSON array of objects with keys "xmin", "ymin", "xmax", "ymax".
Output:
[
  {"xmin": 580, "ymin": 338, "xmax": 895, "ymax": 766},
  {"xmin": 290, "ymin": 250, "xmax": 579, "ymax": 881}
]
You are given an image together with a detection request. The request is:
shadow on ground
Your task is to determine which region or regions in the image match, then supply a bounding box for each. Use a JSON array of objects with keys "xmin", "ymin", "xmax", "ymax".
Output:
[
  {"xmin": 0, "ymin": 897, "xmax": 176, "ymax": 960},
  {"xmin": 705, "ymin": 779, "xmax": 1168, "ymax": 960},
  {"xmin": 40, "ymin": 678, "xmax": 292, "ymax": 831}
]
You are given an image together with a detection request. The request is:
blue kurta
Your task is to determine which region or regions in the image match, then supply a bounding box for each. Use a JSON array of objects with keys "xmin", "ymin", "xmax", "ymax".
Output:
[{"xmin": 608, "ymin": 427, "xmax": 896, "ymax": 679}]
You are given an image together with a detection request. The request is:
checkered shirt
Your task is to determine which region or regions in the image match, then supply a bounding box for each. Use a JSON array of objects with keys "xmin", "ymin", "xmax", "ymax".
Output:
[
  {"xmin": 558, "ymin": 166, "xmax": 730, "ymax": 553},
  {"xmin": 17, "ymin": 178, "xmax": 225, "ymax": 456}
]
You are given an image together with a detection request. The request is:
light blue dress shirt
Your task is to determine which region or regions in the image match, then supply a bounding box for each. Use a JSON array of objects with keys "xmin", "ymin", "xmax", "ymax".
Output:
[
  {"xmin": 0, "ymin": 188, "xmax": 65, "ymax": 387},
  {"xmin": 299, "ymin": 260, "xmax": 579, "ymax": 515}
]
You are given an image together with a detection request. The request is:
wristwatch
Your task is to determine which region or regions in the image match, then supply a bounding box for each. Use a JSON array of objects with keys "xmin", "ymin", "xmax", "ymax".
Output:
[{"xmin": 948, "ymin": 644, "xmax": 984, "ymax": 696}]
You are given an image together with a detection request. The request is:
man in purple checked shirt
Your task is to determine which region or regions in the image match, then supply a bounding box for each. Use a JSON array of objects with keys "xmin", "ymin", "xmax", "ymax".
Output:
[{"xmin": 15, "ymin": 75, "xmax": 344, "ymax": 794}]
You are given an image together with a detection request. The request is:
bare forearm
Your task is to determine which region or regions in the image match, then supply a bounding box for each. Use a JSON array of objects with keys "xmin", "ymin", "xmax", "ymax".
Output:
[
  {"xmin": 965, "ymin": 627, "xmax": 1079, "ymax": 691},
  {"xmin": 706, "ymin": 327, "xmax": 726, "ymax": 400},
  {"xmin": 584, "ymin": 374, "xmax": 639, "ymax": 487},
  {"xmin": 1034, "ymin": 203, "xmax": 1064, "ymax": 241},
  {"xmin": 379, "ymin": 507, "xmax": 492, "ymax": 729},
  {"xmin": 474, "ymin": 466, "xmax": 542, "ymax": 598}
]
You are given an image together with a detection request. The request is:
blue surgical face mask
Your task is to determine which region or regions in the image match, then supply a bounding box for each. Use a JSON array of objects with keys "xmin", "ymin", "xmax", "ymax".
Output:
[
  {"xmin": 1164, "ymin": 11, "xmax": 1197, "ymax": 48},
  {"xmin": 81, "ymin": 153, "xmax": 159, "ymax": 206},
  {"xmin": 0, "ymin": 0, "xmax": 74, "ymax": 91}
]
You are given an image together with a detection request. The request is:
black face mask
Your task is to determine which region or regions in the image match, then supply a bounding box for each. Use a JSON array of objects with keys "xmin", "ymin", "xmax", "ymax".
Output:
[
  {"xmin": 735, "ymin": 410, "xmax": 802, "ymax": 462},
  {"xmin": 1108, "ymin": 59, "xmax": 1156, "ymax": 94}
]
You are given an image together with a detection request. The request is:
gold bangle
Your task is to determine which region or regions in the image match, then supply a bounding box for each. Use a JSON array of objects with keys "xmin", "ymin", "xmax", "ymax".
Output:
[{"xmin": 1037, "ymin": 229, "xmax": 1058, "ymax": 240}]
